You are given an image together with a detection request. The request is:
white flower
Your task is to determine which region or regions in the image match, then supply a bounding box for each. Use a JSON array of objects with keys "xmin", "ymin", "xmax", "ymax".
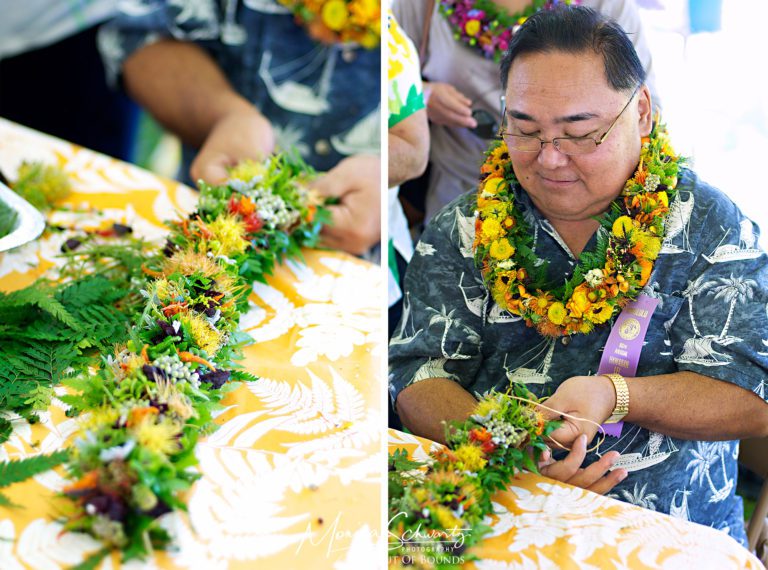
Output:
[
  {"xmin": 99, "ymin": 439, "xmax": 136, "ymax": 462},
  {"xmin": 584, "ymin": 268, "xmax": 604, "ymax": 287},
  {"xmin": 497, "ymin": 259, "xmax": 516, "ymax": 270}
]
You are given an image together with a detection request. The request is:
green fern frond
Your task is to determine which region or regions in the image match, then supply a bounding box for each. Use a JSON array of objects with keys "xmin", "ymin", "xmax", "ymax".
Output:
[{"xmin": 0, "ymin": 450, "xmax": 69, "ymax": 488}]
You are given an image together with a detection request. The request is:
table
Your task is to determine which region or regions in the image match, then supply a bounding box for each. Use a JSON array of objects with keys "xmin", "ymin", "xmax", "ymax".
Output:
[
  {"xmin": 389, "ymin": 429, "xmax": 764, "ymax": 569},
  {"xmin": 0, "ymin": 119, "xmax": 383, "ymax": 569}
]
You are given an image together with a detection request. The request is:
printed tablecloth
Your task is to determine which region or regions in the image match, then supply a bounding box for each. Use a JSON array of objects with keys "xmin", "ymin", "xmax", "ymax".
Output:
[
  {"xmin": 388, "ymin": 428, "xmax": 763, "ymax": 569},
  {"xmin": 0, "ymin": 118, "xmax": 383, "ymax": 569}
]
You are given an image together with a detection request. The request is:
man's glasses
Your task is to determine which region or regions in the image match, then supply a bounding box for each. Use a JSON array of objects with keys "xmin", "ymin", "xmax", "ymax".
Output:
[{"xmin": 497, "ymin": 86, "xmax": 640, "ymax": 156}]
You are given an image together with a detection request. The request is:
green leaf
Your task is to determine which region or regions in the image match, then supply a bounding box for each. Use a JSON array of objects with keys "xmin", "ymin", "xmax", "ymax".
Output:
[
  {"xmin": 69, "ymin": 547, "xmax": 110, "ymax": 570},
  {"xmin": 0, "ymin": 450, "xmax": 69, "ymax": 488}
]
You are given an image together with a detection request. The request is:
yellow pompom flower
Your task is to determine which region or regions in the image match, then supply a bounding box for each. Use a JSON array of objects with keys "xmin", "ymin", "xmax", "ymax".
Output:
[
  {"xmin": 489, "ymin": 239, "xmax": 515, "ymax": 260},
  {"xmin": 571, "ymin": 288, "xmax": 591, "ymax": 313},
  {"xmin": 454, "ymin": 444, "xmax": 487, "ymax": 472},
  {"xmin": 547, "ymin": 302, "xmax": 566, "ymax": 325},
  {"xmin": 473, "ymin": 397, "xmax": 501, "ymax": 420},
  {"xmin": 203, "ymin": 215, "xmax": 248, "ymax": 257},
  {"xmin": 181, "ymin": 313, "xmax": 224, "ymax": 356},
  {"xmin": 322, "ymin": 0, "xmax": 349, "ymax": 31},
  {"xmin": 134, "ymin": 416, "xmax": 181, "ymax": 456},
  {"xmin": 480, "ymin": 200, "xmax": 507, "ymax": 220},
  {"xmin": 612, "ymin": 215, "xmax": 634, "ymax": 238},
  {"xmin": 481, "ymin": 218, "xmax": 503, "ymax": 242},
  {"xmin": 434, "ymin": 506, "xmax": 462, "ymax": 530},
  {"xmin": 586, "ymin": 302, "xmax": 613, "ymax": 324},
  {"xmin": 465, "ymin": 19, "xmax": 481, "ymax": 36},
  {"xmin": 227, "ymin": 159, "xmax": 267, "ymax": 182}
]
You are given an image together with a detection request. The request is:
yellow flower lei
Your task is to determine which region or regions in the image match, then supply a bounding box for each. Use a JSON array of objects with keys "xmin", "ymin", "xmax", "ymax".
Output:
[
  {"xmin": 473, "ymin": 121, "xmax": 681, "ymax": 337},
  {"xmin": 277, "ymin": 0, "xmax": 381, "ymax": 49}
]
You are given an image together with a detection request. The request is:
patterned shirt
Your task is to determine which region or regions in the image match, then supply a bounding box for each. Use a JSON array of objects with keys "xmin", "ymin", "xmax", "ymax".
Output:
[
  {"xmin": 390, "ymin": 168, "xmax": 768, "ymax": 544},
  {"xmin": 98, "ymin": 0, "xmax": 380, "ymax": 181}
]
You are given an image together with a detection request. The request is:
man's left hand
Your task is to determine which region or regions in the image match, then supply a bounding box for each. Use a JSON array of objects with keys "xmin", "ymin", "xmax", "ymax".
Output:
[
  {"xmin": 311, "ymin": 155, "xmax": 381, "ymax": 255},
  {"xmin": 541, "ymin": 374, "xmax": 616, "ymax": 448}
]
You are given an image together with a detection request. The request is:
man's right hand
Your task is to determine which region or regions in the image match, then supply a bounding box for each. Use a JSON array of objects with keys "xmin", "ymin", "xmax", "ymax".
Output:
[
  {"xmin": 538, "ymin": 434, "xmax": 627, "ymax": 495},
  {"xmin": 190, "ymin": 108, "xmax": 275, "ymax": 185},
  {"xmin": 423, "ymin": 82, "xmax": 478, "ymax": 129}
]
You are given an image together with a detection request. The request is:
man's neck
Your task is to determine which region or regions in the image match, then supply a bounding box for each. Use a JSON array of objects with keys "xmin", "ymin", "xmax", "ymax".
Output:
[{"xmin": 548, "ymin": 218, "xmax": 601, "ymax": 258}]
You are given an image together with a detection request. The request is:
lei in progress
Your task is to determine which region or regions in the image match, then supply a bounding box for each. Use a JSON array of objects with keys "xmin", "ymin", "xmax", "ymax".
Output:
[{"xmin": 473, "ymin": 121, "xmax": 681, "ymax": 337}]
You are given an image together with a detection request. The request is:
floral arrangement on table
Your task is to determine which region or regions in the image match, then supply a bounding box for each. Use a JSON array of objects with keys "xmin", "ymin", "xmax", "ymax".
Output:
[
  {"xmin": 474, "ymin": 120, "xmax": 681, "ymax": 337},
  {"xmin": 278, "ymin": 0, "xmax": 381, "ymax": 49},
  {"xmin": 438, "ymin": 0, "xmax": 577, "ymax": 62},
  {"xmin": 0, "ymin": 154, "xmax": 329, "ymax": 564},
  {"xmin": 388, "ymin": 385, "xmax": 560, "ymax": 569}
]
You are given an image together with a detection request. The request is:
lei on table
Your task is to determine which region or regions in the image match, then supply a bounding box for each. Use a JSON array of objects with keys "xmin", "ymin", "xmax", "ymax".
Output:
[
  {"xmin": 0, "ymin": 155, "xmax": 328, "ymax": 564},
  {"xmin": 388, "ymin": 385, "xmax": 560, "ymax": 569},
  {"xmin": 438, "ymin": 0, "xmax": 576, "ymax": 62},
  {"xmin": 473, "ymin": 121, "xmax": 681, "ymax": 337},
  {"xmin": 278, "ymin": 0, "xmax": 381, "ymax": 48}
]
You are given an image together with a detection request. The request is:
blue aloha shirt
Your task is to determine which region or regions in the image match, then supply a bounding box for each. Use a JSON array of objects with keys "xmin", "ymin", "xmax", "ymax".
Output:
[
  {"xmin": 98, "ymin": 0, "xmax": 380, "ymax": 182},
  {"xmin": 389, "ymin": 167, "xmax": 768, "ymax": 545}
]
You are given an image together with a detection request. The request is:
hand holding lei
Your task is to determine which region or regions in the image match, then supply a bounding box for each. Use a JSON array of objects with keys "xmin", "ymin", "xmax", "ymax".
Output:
[{"xmin": 473, "ymin": 120, "xmax": 682, "ymax": 337}]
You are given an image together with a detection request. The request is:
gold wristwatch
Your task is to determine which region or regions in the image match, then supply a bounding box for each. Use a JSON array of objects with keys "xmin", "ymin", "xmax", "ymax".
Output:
[{"xmin": 603, "ymin": 373, "xmax": 629, "ymax": 424}]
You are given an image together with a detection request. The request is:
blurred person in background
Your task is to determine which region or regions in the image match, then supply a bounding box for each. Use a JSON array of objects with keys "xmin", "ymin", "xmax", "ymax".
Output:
[{"xmin": 0, "ymin": 1, "xmax": 138, "ymax": 161}]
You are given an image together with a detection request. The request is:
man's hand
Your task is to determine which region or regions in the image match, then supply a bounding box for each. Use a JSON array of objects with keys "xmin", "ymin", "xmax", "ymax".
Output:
[
  {"xmin": 541, "ymin": 374, "xmax": 617, "ymax": 448},
  {"xmin": 423, "ymin": 82, "xmax": 477, "ymax": 129},
  {"xmin": 190, "ymin": 108, "xmax": 275, "ymax": 185},
  {"xmin": 538, "ymin": 434, "xmax": 627, "ymax": 495},
  {"xmin": 311, "ymin": 155, "xmax": 381, "ymax": 255}
]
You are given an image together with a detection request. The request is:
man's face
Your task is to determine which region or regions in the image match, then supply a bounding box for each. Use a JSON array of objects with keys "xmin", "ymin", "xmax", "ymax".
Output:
[{"xmin": 503, "ymin": 50, "xmax": 652, "ymax": 224}]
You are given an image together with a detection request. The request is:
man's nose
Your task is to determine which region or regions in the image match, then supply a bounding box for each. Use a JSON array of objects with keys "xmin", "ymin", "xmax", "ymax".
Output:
[{"xmin": 537, "ymin": 141, "xmax": 570, "ymax": 169}]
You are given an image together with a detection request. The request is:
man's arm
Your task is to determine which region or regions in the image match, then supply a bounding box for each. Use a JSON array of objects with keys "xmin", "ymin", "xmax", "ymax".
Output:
[
  {"xmin": 396, "ymin": 377, "xmax": 478, "ymax": 444},
  {"xmin": 397, "ymin": 376, "xmax": 627, "ymax": 493},
  {"xmin": 122, "ymin": 39, "xmax": 274, "ymax": 183},
  {"xmin": 388, "ymin": 108, "xmax": 429, "ymax": 188},
  {"xmin": 543, "ymin": 371, "xmax": 768, "ymax": 447}
]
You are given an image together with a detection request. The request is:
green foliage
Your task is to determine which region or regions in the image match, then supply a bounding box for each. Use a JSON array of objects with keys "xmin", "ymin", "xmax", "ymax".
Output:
[
  {"xmin": 0, "ymin": 450, "xmax": 69, "ymax": 507},
  {"xmin": 0, "ymin": 198, "xmax": 19, "ymax": 238}
]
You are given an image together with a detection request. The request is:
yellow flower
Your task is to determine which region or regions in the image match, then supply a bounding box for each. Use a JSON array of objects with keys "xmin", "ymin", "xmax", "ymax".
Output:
[
  {"xmin": 586, "ymin": 302, "xmax": 613, "ymax": 324},
  {"xmin": 631, "ymin": 230, "xmax": 662, "ymax": 260},
  {"xmin": 203, "ymin": 215, "xmax": 248, "ymax": 257},
  {"xmin": 227, "ymin": 159, "xmax": 266, "ymax": 182},
  {"xmin": 464, "ymin": 19, "xmax": 481, "ymax": 36},
  {"xmin": 473, "ymin": 397, "xmax": 501, "ymax": 420},
  {"xmin": 481, "ymin": 218, "xmax": 503, "ymax": 242},
  {"xmin": 134, "ymin": 416, "xmax": 182, "ymax": 456},
  {"xmin": 657, "ymin": 191, "xmax": 669, "ymax": 208},
  {"xmin": 480, "ymin": 200, "xmax": 507, "ymax": 220},
  {"xmin": 483, "ymin": 177, "xmax": 505, "ymax": 195},
  {"xmin": 350, "ymin": 0, "xmax": 378, "ymax": 21},
  {"xmin": 570, "ymin": 288, "xmax": 591, "ymax": 314},
  {"xmin": 547, "ymin": 302, "xmax": 566, "ymax": 325},
  {"xmin": 80, "ymin": 407, "xmax": 120, "ymax": 431},
  {"xmin": 454, "ymin": 444, "xmax": 487, "ymax": 472},
  {"xmin": 154, "ymin": 278, "xmax": 171, "ymax": 301},
  {"xmin": 359, "ymin": 31, "xmax": 380, "ymax": 49},
  {"xmin": 434, "ymin": 506, "xmax": 462, "ymax": 530},
  {"xmin": 612, "ymin": 215, "xmax": 634, "ymax": 238},
  {"xmin": 489, "ymin": 239, "xmax": 515, "ymax": 260},
  {"xmin": 322, "ymin": 0, "xmax": 349, "ymax": 31},
  {"xmin": 181, "ymin": 313, "xmax": 224, "ymax": 356}
]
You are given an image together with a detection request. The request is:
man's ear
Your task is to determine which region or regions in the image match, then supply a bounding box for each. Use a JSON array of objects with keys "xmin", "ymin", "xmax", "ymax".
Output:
[{"xmin": 637, "ymin": 84, "xmax": 653, "ymax": 137}]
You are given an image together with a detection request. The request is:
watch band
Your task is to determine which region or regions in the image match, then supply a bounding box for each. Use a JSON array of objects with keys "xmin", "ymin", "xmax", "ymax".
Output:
[{"xmin": 603, "ymin": 373, "xmax": 629, "ymax": 424}]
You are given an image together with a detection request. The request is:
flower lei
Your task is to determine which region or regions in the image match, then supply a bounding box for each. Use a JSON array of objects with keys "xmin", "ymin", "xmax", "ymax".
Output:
[
  {"xmin": 474, "ymin": 121, "xmax": 681, "ymax": 337},
  {"xmin": 2, "ymin": 156, "xmax": 327, "ymax": 563},
  {"xmin": 278, "ymin": 0, "xmax": 381, "ymax": 49},
  {"xmin": 438, "ymin": 0, "xmax": 576, "ymax": 62},
  {"xmin": 388, "ymin": 385, "xmax": 559, "ymax": 569}
]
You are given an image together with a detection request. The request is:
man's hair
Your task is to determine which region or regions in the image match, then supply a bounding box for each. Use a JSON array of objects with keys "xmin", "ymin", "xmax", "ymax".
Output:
[{"xmin": 500, "ymin": 6, "xmax": 646, "ymax": 93}]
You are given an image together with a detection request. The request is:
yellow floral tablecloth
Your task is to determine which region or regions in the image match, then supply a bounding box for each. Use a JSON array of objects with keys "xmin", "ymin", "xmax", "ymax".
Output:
[
  {"xmin": 0, "ymin": 119, "xmax": 383, "ymax": 569},
  {"xmin": 389, "ymin": 429, "xmax": 763, "ymax": 569}
]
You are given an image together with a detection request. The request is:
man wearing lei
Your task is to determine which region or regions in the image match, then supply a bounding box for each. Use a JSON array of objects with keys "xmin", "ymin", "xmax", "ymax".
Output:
[{"xmin": 390, "ymin": 6, "xmax": 768, "ymax": 545}]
